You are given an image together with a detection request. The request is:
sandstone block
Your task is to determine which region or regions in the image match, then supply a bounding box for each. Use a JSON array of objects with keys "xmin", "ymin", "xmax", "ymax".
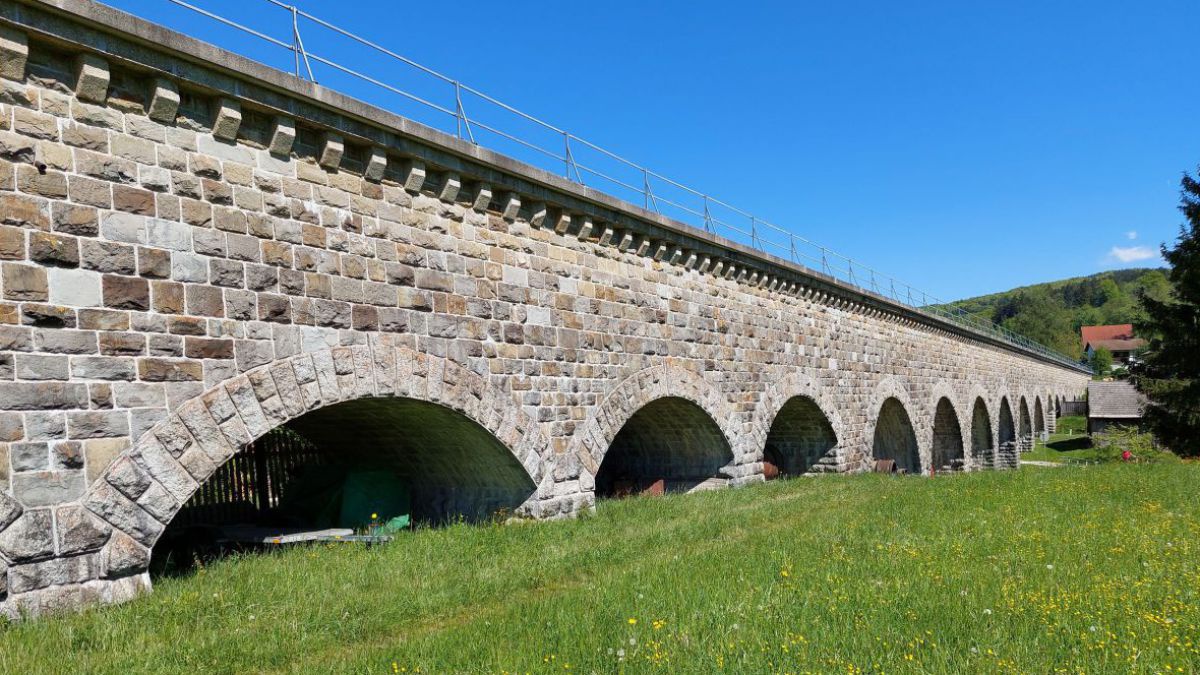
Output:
[
  {"xmin": 74, "ymin": 54, "xmax": 110, "ymax": 103},
  {"xmin": 102, "ymin": 275, "xmax": 150, "ymax": 311},
  {"xmin": 146, "ymin": 78, "xmax": 180, "ymax": 123},
  {"xmin": 47, "ymin": 267, "xmax": 103, "ymax": 307}
]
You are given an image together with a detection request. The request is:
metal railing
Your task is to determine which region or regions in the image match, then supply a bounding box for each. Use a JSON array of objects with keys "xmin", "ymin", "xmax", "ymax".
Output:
[{"xmin": 161, "ymin": 0, "xmax": 1087, "ymax": 372}]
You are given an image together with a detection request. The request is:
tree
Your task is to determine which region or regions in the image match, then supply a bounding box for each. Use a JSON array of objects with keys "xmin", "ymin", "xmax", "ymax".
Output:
[
  {"xmin": 1089, "ymin": 346, "xmax": 1113, "ymax": 379},
  {"xmin": 1131, "ymin": 167, "xmax": 1200, "ymax": 457}
]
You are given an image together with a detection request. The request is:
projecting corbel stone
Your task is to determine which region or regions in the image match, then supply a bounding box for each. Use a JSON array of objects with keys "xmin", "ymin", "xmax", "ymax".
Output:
[
  {"xmin": 74, "ymin": 53, "xmax": 110, "ymax": 103},
  {"xmin": 400, "ymin": 159, "xmax": 426, "ymax": 193},
  {"xmin": 0, "ymin": 26, "xmax": 28, "ymax": 82},
  {"xmin": 669, "ymin": 248, "xmax": 684, "ymax": 265},
  {"xmin": 698, "ymin": 256, "xmax": 712, "ymax": 274},
  {"xmin": 146, "ymin": 78, "xmax": 179, "ymax": 123},
  {"xmin": 552, "ymin": 211, "xmax": 572, "ymax": 235},
  {"xmin": 365, "ymin": 148, "xmax": 388, "ymax": 182},
  {"xmin": 635, "ymin": 237, "xmax": 652, "ymax": 257},
  {"xmin": 618, "ymin": 231, "xmax": 634, "ymax": 251},
  {"xmin": 527, "ymin": 202, "xmax": 547, "ymax": 228},
  {"xmin": 500, "ymin": 192, "xmax": 521, "ymax": 221},
  {"xmin": 723, "ymin": 264, "xmax": 737, "ymax": 280},
  {"xmin": 437, "ymin": 172, "xmax": 461, "ymax": 202},
  {"xmin": 711, "ymin": 260, "xmax": 724, "ymax": 276},
  {"xmin": 267, "ymin": 116, "xmax": 296, "ymax": 156},
  {"xmin": 598, "ymin": 226, "xmax": 615, "ymax": 247},
  {"xmin": 318, "ymin": 132, "xmax": 344, "ymax": 170},
  {"xmin": 576, "ymin": 218, "xmax": 593, "ymax": 240},
  {"xmin": 683, "ymin": 252, "xmax": 698, "ymax": 270},
  {"xmin": 652, "ymin": 243, "xmax": 668, "ymax": 261},
  {"xmin": 469, "ymin": 182, "xmax": 492, "ymax": 211},
  {"xmin": 211, "ymin": 98, "xmax": 242, "ymax": 141}
]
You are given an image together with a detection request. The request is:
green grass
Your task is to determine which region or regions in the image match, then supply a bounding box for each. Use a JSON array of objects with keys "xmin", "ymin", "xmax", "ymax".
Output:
[
  {"xmin": 3, "ymin": 465, "xmax": 1199, "ymax": 673},
  {"xmin": 1025, "ymin": 415, "xmax": 1106, "ymax": 464}
]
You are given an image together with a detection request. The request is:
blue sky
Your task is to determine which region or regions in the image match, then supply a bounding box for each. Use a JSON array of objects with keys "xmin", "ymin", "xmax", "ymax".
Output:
[{"xmin": 102, "ymin": 0, "xmax": 1199, "ymax": 300}]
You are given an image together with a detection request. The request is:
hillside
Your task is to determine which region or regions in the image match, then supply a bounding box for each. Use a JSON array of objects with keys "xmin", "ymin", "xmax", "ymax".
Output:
[{"xmin": 941, "ymin": 268, "xmax": 1172, "ymax": 359}]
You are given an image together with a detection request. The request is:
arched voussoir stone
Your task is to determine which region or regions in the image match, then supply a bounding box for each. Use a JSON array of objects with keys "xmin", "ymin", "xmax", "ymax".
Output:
[
  {"xmin": 82, "ymin": 345, "xmax": 552, "ymax": 575},
  {"xmin": 570, "ymin": 365, "xmax": 738, "ymax": 484},
  {"xmin": 748, "ymin": 371, "xmax": 847, "ymax": 475}
]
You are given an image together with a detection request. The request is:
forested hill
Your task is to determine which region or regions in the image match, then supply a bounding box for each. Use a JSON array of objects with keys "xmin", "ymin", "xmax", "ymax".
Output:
[{"xmin": 939, "ymin": 268, "xmax": 1172, "ymax": 359}]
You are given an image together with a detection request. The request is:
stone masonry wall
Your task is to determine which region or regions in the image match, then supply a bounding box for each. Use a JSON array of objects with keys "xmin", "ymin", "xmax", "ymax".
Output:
[{"xmin": 0, "ymin": 0, "xmax": 1090, "ymax": 616}]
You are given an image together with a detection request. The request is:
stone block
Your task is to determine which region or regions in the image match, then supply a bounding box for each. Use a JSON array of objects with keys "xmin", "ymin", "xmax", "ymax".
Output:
[
  {"xmin": 0, "ymin": 509, "xmax": 54, "ymax": 562},
  {"xmin": 68, "ymin": 410, "xmax": 130, "ymax": 439},
  {"xmin": 17, "ymin": 164, "xmax": 68, "ymax": 199},
  {"xmin": 137, "ymin": 358, "xmax": 203, "ymax": 382},
  {"xmin": 364, "ymin": 147, "xmax": 387, "ymax": 182},
  {"xmin": 45, "ymin": 267, "xmax": 101, "ymax": 309},
  {"xmin": 29, "ymin": 232, "xmax": 79, "ymax": 268},
  {"xmin": 13, "ymin": 471, "xmax": 86, "ymax": 508},
  {"xmin": 2, "ymin": 263, "xmax": 48, "ymax": 302},
  {"xmin": 268, "ymin": 116, "xmax": 296, "ymax": 156},
  {"xmin": 10, "ymin": 442, "xmax": 49, "ymax": 472},
  {"xmin": 15, "ymin": 354, "xmax": 69, "ymax": 381},
  {"xmin": 53, "ymin": 203, "xmax": 99, "ymax": 236},
  {"xmin": 74, "ymin": 54, "xmax": 110, "ymax": 103},
  {"xmin": 71, "ymin": 356, "xmax": 136, "ymax": 381},
  {"xmin": 146, "ymin": 78, "xmax": 180, "ymax": 123},
  {"xmin": 210, "ymin": 98, "xmax": 242, "ymax": 141},
  {"xmin": 102, "ymin": 275, "xmax": 150, "ymax": 311},
  {"xmin": 318, "ymin": 133, "xmax": 344, "ymax": 170},
  {"xmin": 0, "ymin": 26, "xmax": 28, "ymax": 82},
  {"xmin": 401, "ymin": 158, "xmax": 425, "ymax": 192}
]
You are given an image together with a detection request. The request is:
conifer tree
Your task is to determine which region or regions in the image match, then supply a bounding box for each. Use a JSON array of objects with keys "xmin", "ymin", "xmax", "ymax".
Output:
[{"xmin": 1132, "ymin": 168, "xmax": 1200, "ymax": 456}]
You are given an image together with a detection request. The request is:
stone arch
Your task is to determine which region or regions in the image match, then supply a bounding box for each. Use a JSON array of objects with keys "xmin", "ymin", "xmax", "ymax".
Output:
[
  {"xmin": 1034, "ymin": 396, "xmax": 1046, "ymax": 437},
  {"xmin": 749, "ymin": 371, "xmax": 847, "ymax": 477},
  {"xmin": 81, "ymin": 344, "xmax": 553, "ymax": 588},
  {"xmin": 572, "ymin": 365, "xmax": 738, "ymax": 493},
  {"xmin": 969, "ymin": 395, "xmax": 994, "ymax": 469},
  {"xmin": 865, "ymin": 378, "xmax": 924, "ymax": 474},
  {"xmin": 931, "ymin": 397, "xmax": 966, "ymax": 473},
  {"xmin": 1017, "ymin": 395, "xmax": 1033, "ymax": 453},
  {"xmin": 996, "ymin": 396, "xmax": 1018, "ymax": 468}
]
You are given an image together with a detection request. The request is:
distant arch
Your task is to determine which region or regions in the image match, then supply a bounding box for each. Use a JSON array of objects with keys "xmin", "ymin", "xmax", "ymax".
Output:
[
  {"xmin": 997, "ymin": 396, "xmax": 1018, "ymax": 468},
  {"xmin": 1018, "ymin": 396, "xmax": 1033, "ymax": 453},
  {"xmin": 873, "ymin": 398, "xmax": 921, "ymax": 474},
  {"xmin": 970, "ymin": 397, "xmax": 994, "ymax": 468}
]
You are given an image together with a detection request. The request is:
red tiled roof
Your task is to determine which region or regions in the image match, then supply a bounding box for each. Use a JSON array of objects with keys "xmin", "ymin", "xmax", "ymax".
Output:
[{"xmin": 1081, "ymin": 324, "xmax": 1135, "ymax": 348}]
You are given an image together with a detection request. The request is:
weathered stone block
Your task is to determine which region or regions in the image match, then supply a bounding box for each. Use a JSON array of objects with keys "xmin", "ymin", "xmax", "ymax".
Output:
[
  {"xmin": 2, "ymin": 263, "xmax": 48, "ymax": 301},
  {"xmin": 0, "ymin": 509, "xmax": 54, "ymax": 562},
  {"xmin": 210, "ymin": 98, "xmax": 242, "ymax": 141},
  {"xmin": 29, "ymin": 231, "xmax": 79, "ymax": 268},
  {"xmin": 68, "ymin": 410, "xmax": 130, "ymax": 439},
  {"xmin": 12, "ymin": 471, "xmax": 85, "ymax": 508},
  {"xmin": 102, "ymin": 275, "xmax": 150, "ymax": 311},
  {"xmin": 146, "ymin": 78, "xmax": 180, "ymax": 123},
  {"xmin": 74, "ymin": 54, "xmax": 110, "ymax": 104},
  {"xmin": 15, "ymin": 354, "xmax": 69, "ymax": 381},
  {"xmin": 137, "ymin": 358, "xmax": 203, "ymax": 382},
  {"xmin": 0, "ymin": 26, "xmax": 28, "ymax": 82}
]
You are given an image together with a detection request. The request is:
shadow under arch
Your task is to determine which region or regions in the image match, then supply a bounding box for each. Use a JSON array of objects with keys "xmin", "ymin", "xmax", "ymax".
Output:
[
  {"xmin": 997, "ymin": 396, "xmax": 1017, "ymax": 468},
  {"xmin": 762, "ymin": 395, "xmax": 839, "ymax": 477},
  {"xmin": 81, "ymin": 344, "xmax": 549, "ymax": 587},
  {"xmin": 1018, "ymin": 396, "xmax": 1033, "ymax": 452},
  {"xmin": 873, "ymin": 397, "xmax": 921, "ymax": 474},
  {"xmin": 970, "ymin": 397, "xmax": 994, "ymax": 468},
  {"xmin": 594, "ymin": 396, "xmax": 734, "ymax": 497},
  {"xmin": 1034, "ymin": 397, "xmax": 1045, "ymax": 436},
  {"xmin": 931, "ymin": 397, "xmax": 966, "ymax": 472}
]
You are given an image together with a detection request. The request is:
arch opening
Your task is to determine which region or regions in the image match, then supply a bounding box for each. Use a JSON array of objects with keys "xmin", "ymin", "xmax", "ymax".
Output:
[
  {"xmin": 1034, "ymin": 398, "xmax": 1046, "ymax": 436},
  {"xmin": 997, "ymin": 397, "xmax": 1017, "ymax": 467},
  {"xmin": 871, "ymin": 397, "xmax": 921, "ymax": 474},
  {"xmin": 594, "ymin": 397, "xmax": 733, "ymax": 498},
  {"xmin": 971, "ymin": 397, "xmax": 994, "ymax": 467},
  {"xmin": 931, "ymin": 398, "xmax": 965, "ymax": 472},
  {"xmin": 1018, "ymin": 397, "xmax": 1033, "ymax": 453},
  {"xmin": 762, "ymin": 396, "xmax": 838, "ymax": 478},
  {"xmin": 153, "ymin": 397, "xmax": 536, "ymax": 576}
]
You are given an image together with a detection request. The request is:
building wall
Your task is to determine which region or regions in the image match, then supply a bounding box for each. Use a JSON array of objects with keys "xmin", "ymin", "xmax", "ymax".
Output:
[{"xmin": 0, "ymin": 2, "xmax": 1090, "ymax": 616}]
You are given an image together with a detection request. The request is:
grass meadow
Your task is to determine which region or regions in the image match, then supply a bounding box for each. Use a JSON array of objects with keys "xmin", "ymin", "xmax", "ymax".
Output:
[{"xmin": 1, "ymin": 463, "xmax": 1198, "ymax": 673}]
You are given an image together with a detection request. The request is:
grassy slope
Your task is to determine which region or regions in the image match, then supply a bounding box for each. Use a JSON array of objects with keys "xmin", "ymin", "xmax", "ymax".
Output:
[
  {"xmin": 1025, "ymin": 415, "xmax": 1103, "ymax": 464},
  {"xmin": 2, "ymin": 466, "xmax": 1199, "ymax": 674}
]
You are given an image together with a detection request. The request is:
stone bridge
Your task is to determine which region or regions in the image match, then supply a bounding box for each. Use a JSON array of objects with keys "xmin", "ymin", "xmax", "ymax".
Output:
[{"xmin": 0, "ymin": 0, "xmax": 1090, "ymax": 615}]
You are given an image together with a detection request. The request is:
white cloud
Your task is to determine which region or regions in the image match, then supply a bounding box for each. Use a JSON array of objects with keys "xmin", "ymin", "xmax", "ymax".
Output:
[
  {"xmin": 1126, "ymin": 230, "xmax": 1137, "ymax": 240},
  {"xmin": 1108, "ymin": 245, "xmax": 1157, "ymax": 263}
]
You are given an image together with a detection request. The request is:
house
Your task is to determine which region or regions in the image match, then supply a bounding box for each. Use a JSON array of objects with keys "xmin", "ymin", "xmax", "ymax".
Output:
[
  {"xmin": 1086, "ymin": 381, "xmax": 1147, "ymax": 434},
  {"xmin": 1081, "ymin": 324, "xmax": 1146, "ymax": 367}
]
